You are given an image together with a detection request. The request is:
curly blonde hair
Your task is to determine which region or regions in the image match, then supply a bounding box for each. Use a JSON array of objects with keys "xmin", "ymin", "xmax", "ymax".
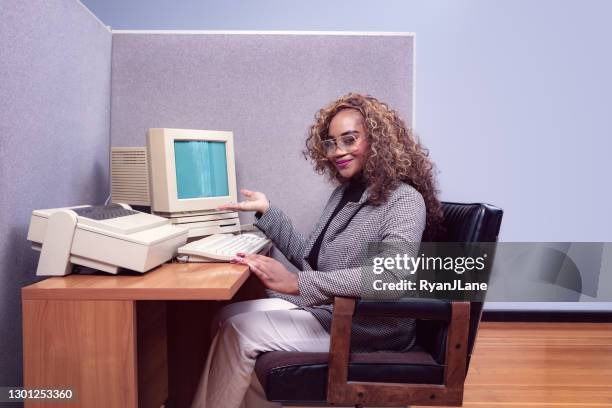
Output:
[{"xmin": 304, "ymin": 93, "xmax": 443, "ymax": 239}]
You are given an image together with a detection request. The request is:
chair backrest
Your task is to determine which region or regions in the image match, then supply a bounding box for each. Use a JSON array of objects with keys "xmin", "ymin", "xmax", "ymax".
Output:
[{"xmin": 419, "ymin": 202, "xmax": 503, "ymax": 372}]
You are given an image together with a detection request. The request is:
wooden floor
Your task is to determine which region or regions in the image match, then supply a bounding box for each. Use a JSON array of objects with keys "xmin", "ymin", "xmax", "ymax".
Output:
[{"xmin": 416, "ymin": 322, "xmax": 612, "ymax": 408}]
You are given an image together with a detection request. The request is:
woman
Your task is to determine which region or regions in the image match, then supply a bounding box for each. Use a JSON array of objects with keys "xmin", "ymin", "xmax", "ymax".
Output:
[{"xmin": 191, "ymin": 93, "xmax": 443, "ymax": 408}]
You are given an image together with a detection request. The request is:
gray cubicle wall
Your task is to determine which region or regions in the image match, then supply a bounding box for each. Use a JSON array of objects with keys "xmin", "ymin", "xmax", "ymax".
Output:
[
  {"xmin": 0, "ymin": 0, "xmax": 111, "ymax": 389},
  {"xmin": 110, "ymin": 32, "xmax": 414, "ymax": 237}
]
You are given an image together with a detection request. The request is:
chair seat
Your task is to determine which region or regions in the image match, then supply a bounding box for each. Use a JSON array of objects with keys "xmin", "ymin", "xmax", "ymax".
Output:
[{"xmin": 255, "ymin": 346, "xmax": 444, "ymax": 404}]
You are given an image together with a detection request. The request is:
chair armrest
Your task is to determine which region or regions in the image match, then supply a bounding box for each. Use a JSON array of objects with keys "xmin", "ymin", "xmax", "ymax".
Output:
[
  {"xmin": 354, "ymin": 298, "xmax": 452, "ymax": 321},
  {"xmin": 327, "ymin": 297, "xmax": 356, "ymax": 403},
  {"xmin": 327, "ymin": 296, "xmax": 470, "ymax": 406}
]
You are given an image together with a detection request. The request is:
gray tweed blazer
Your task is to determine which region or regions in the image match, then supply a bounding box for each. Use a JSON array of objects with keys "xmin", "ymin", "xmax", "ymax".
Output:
[{"xmin": 254, "ymin": 181, "xmax": 426, "ymax": 351}]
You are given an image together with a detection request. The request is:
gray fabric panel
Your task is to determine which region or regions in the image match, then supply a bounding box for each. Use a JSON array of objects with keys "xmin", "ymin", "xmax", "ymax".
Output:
[
  {"xmin": 110, "ymin": 33, "xmax": 414, "ymax": 236},
  {"xmin": 0, "ymin": 0, "xmax": 111, "ymax": 388}
]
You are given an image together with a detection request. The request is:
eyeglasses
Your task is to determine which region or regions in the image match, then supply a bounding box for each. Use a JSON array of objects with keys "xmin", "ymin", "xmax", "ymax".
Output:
[{"xmin": 321, "ymin": 134, "xmax": 361, "ymax": 156}]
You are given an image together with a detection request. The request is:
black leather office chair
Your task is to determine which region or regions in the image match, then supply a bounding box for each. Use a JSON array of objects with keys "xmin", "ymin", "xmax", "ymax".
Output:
[{"xmin": 255, "ymin": 202, "xmax": 503, "ymax": 407}]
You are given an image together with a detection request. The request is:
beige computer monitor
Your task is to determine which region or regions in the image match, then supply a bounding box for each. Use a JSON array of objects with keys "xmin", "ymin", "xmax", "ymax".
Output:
[{"xmin": 147, "ymin": 128, "xmax": 238, "ymax": 215}]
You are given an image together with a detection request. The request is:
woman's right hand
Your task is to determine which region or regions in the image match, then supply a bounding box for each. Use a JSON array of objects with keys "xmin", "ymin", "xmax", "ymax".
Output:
[{"xmin": 217, "ymin": 189, "xmax": 270, "ymax": 214}]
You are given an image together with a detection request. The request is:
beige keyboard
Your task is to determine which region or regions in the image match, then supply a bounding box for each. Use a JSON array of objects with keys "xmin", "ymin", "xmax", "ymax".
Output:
[{"xmin": 177, "ymin": 233, "xmax": 270, "ymax": 262}]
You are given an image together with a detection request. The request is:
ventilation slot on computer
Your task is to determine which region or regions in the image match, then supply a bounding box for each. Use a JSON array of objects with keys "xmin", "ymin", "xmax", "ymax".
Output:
[{"xmin": 111, "ymin": 147, "xmax": 151, "ymax": 206}]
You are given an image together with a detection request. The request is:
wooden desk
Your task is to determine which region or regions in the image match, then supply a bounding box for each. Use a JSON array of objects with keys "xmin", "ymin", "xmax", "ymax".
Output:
[{"xmin": 22, "ymin": 262, "xmax": 265, "ymax": 408}]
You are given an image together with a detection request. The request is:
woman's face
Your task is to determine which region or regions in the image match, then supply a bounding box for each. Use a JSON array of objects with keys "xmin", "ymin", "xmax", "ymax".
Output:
[{"xmin": 326, "ymin": 109, "xmax": 369, "ymax": 180}]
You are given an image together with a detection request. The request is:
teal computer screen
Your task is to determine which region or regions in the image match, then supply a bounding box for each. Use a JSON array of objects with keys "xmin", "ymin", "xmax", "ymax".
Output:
[{"xmin": 174, "ymin": 140, "xmax": 230, "ymax": 199}]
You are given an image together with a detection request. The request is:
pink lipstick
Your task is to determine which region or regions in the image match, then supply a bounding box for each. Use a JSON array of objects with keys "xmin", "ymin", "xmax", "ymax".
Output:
[{"xmin": 336, "ymin": 159, "xmax": 352, "ymax": 169}]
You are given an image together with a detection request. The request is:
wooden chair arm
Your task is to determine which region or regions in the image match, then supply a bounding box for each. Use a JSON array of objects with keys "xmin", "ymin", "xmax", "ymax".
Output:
[
  {"xmin": 327, "ymin": 296, "xmax": 471, "ymax": 407},
  {"xmin": 327, "ymin": 296, "xmax": 356, "ymax": 395}
]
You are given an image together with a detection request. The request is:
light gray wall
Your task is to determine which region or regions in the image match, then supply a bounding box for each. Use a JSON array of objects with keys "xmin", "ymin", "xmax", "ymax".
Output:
[
  {"xmin": 84, "ymin": 0, "xmax": 612, "ymax": 311},
  {"xmin": 110, "ymin": 33, "xmax": 414, "ymax": 235},
  {"xmin": 82, "ymin": 0, "xmax": 612, "ymax": 241},
  {"xmin": 0, "ymin": 0, "xmax": 111, "ymax": 389}
]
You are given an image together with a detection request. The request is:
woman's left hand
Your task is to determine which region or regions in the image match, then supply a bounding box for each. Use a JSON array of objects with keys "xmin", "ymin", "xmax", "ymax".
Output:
[{"xmin": 232, "ymin": 253, "xmax": 299, "ymax": 295}]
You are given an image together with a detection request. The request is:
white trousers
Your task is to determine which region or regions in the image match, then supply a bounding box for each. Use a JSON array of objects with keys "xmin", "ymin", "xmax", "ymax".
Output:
[{"xmin": 190, "ymin": 298, "xmax": 331, "ymax": 408}]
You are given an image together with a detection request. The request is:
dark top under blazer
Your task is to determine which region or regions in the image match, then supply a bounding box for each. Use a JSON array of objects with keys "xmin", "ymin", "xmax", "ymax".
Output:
[
  {"xmin": 254, "ymin": 182, "xmax": 426, "ymax": 351},
  {"xmin": 306, "ymin": 180, "xmax": 366, "ymax": 270}
]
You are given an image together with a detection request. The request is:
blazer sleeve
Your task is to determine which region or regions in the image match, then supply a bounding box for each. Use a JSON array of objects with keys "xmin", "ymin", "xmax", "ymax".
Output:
[
  {"xmin": 296, "ymin": 187, "xmax": 427, "ymax": 307},
  {"xmin": 254, "ymin": 205, "xmax": 308, "ymax": 269}
]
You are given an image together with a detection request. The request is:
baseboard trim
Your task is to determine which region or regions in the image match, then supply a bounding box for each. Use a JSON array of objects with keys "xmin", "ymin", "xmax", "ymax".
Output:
[{"xmin": 482, "ymin": 310, "xmax": 612, "ymax": 323}]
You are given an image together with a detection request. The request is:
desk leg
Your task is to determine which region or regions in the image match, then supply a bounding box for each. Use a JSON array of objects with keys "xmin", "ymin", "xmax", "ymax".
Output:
[{"xmin": 23, "ymin": 299, "xmax": 138, "ymax": 408}]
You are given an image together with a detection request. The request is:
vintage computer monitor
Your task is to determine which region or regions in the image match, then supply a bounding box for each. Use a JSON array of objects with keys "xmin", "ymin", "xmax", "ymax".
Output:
[{"xmin": 146, "ymin": 128, "xmax": 241, "ymax": 238}]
